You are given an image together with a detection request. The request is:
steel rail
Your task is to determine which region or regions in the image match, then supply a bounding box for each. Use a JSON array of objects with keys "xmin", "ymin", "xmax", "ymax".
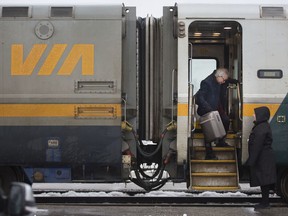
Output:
[{"xmin": 35, "ymin": 195, "xmax": 285, "ymax": 207}]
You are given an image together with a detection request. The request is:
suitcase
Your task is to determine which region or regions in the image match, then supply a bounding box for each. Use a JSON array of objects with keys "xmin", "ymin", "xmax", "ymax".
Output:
[{"xmin": 199, "ymin": 111, "xmax": 226, "ymax": 142}]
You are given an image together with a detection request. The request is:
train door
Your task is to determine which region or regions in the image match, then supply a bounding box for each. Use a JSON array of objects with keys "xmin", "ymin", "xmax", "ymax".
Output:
[
  {"xmin": 189, "ymin": 20, "xmax": 242, "ymax": 134},
  {"xmin": 188, "ymin": 20, "xmax": 243, "ymax": 190}
]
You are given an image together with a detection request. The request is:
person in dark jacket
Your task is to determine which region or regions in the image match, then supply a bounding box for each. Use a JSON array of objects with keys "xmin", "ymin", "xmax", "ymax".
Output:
[
  {"xmin": 247, "ymin": 106, "xmax": 276, "ymax": 210},
  {"xmin": 195, "ymin": 68, "xmax": 238, "ymax": 159}
]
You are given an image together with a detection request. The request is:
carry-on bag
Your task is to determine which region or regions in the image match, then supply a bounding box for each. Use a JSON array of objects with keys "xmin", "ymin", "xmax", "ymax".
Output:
[{"xmin": 199, "ymin": 111, "xmax": 226, "ymax": 142}]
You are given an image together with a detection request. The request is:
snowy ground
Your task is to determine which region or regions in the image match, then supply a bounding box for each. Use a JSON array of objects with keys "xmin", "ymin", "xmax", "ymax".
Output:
[{"xmin": 32, "ymin": 182, "xmax": 271, "ymax": 198}]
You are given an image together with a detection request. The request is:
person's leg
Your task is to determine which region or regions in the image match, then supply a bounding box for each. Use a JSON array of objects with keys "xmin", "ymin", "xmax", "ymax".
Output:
[
  {"xmin": 254, "ymin": 184, "xmax": 270, "ymax": 209},
  {"xmin": 201, "ymin": 123, "xmax": 217, "ymax": 159},
  {"xmin": 217, "ymin": 114, "xmax": 231, "ymax": 147},
  {"xmin": 220, "ymin": 113, "xmax": 230, "ymax": 131},
  {"xmin": 205, "ymin": 142, "xmax": 217, "ymax": 160},
  {"xmin": 261, "ymin": 185, "xmax": 270, "ymax": 206}
]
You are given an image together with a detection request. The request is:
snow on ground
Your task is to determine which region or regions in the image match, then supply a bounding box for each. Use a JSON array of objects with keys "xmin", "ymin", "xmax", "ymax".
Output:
[
  {"xmin": 33, "ymin": 181, "xmax": 188, "ymax": 192},
  {"xmin": 32, "ymin": 182, "xmax": 270, "ymax": 198}
]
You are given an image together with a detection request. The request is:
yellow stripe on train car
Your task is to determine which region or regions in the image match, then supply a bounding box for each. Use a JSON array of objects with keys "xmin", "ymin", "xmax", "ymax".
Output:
[
  {"xmin": 177, "ymin": 103, "xmax": 188, "ymax": 116},
  {"xmin": 175, "ymin": 103, "xmax": 280, "ymax": 118},
  {"xmin": 243, "ymin": 103, "xmax": 280, "ymax": 117},
  {"xmin": 0, "ymin": 104, "xmax": 121, "ymax": 118}
]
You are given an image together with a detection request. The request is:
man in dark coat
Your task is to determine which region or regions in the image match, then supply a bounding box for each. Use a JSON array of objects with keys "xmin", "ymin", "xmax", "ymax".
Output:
[
  {"xmin": 247, "ymin": 106, "xmax": 276, "ymax": 210},
  {"xmin": 195, "ymin": 68, "xmax": 238, "ymax": 159}
]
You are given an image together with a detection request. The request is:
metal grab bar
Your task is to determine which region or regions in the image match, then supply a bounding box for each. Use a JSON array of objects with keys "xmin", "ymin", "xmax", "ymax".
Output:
[
  {"xmin": 237, "ymin": 83, "xmax": 243, "ymax": 121},
  {"xmin": 188, "ymin": 83, "xmax": 197, "ymax": 138},
  {"xmin": 122, "ymin": 97, "xmax": 127, "ymax": 122},
  {"xmin": 171, "ymin": 69, "xmax": 176, "ymax": 122},
  {"xmin": 227, "ymin": 82, "xmax": 242, "ymax": 122}
]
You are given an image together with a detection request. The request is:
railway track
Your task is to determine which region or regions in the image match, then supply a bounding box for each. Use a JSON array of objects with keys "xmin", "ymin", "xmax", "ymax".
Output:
[{"xmin": 34, "ymin": 190, "xmax": 286, "ymax": 207}]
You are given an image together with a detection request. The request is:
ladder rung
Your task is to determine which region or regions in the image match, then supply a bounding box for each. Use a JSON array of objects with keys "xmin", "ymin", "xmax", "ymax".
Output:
[
  {"xmin": 191, "ymin": 159, "xmax": 236, "ymax": 163},
  {"xmin": 191, "ymin": 172, "xmax": 237, "ymax": 177},
  {"xmin": 193, "ymin": 133, "xmax": 237, "ymax": 139},
  {"xmin": 192, "ymin": 186, "xmax": 239, "ymax": 191},
  {"xmin": 193, "ymin": 147, "xmax": 234, "ymax": 151}
]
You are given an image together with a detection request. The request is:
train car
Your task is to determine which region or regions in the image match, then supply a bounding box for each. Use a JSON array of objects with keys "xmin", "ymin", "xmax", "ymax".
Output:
[
  {"xmin": 150, "ymin": 2, "xmax": 288, "ymax": 202},
  {"xmin": 0, "ymin": 2, "xmax": 138, "ymax": 193},
  {"xmin": 1, "ymin": 1, "xmax": 288, "ymax": 204}
]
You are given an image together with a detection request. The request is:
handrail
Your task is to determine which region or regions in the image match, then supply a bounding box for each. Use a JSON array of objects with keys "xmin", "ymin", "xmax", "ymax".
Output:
[
  {"xmin": 188, "ymin": 42, "xmax": 195, "ymax": 136},
  {"xmin": 192, "ymin": 95, "xmax": 197, "ymax": 132},
  {"xmin": 171, "ymin": 69, "xmax": 176, "ymax": 122},
  {"xmin": 122, "ymin": 97, "xmax": 127, "ymax": 122},
  {"xmin": 237, "ymin": 83, "xmax": 243, "ymax": 121},
  {"xmin": 188, "ymin": 83, "xmax": 193, "ymax": 137}
]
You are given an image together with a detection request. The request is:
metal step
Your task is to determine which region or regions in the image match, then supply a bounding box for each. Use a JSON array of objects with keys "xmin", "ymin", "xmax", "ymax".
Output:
[
  {"xmin": 192, "ymin": 147, "xmax": 235, "ymax": 160},
  {"xmin": 191, "ymin": 159, "xmax": 236, "ymax": 163},
  {"xmin": 192, "ymin": 133, "xmax": 238, "ymax": 147},
  {"xmin": 192, "ymin": 186, "xmax": 239, "ymax": 191},
  {"xmin": 193, "ymin": 133, "xmax": 237, "ymax": 139},
  {"xmin": 190, "ymin": 145, "xmax": 239, "ymax": 190},
  {"xmin": 191, "ymin": 172, "xmax": 237, "ymax": 177},
  {"xmin": 191, "ymin": 161, "xmax": 237, "ymax": 173},
  {"xmin": 191, "ymin": 172, "xmax": 238, "ymax": 187},
  {"xmin": 194, "ymin": 146, "xmax": 235, "ymax": 151}
]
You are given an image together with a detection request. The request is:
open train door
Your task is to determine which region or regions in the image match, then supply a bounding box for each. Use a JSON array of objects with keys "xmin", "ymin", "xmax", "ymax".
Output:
[{"xmin": 188, "ymin": 20, "xmax": 242, "ymax": 191}]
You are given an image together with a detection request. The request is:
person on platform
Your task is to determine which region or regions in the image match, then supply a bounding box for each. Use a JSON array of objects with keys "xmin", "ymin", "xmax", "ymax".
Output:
[{"xmin": 247, "ymin": 106, "xmax": 276, "ymax": 210}]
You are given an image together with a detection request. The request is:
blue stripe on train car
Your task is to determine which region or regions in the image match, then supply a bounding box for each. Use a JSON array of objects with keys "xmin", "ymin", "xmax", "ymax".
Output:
[
  {"xmin": 0, "ymin": 126, "xmax": 122, "ymax": 165},
  {"xmin": 270, "ymin": 93, "xmax": 288, "ymax": 166}
]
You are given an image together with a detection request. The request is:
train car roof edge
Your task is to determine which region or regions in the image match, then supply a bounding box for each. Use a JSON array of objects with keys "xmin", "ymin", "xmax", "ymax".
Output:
[{"xmin": 177, "ymin": 3, "xmax": 288, "ymax": 20}]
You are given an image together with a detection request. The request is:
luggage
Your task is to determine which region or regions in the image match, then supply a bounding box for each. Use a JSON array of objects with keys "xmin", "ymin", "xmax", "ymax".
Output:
[{"xmin": 199, "ymin": 111, "xmax": 226, "ymax": 142}]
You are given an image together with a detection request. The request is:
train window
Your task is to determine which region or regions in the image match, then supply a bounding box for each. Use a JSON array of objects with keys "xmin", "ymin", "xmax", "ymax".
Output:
[
  {"xmin": 257, "ymin": 70, "xmax": 283, "ymax": 79},
  {"xmin": 2, "ymin": 7, "xmax": 29, "ymax": 17},
  {"xmin": 192, "ymin": 59, "xmax": 217, "ymax": 93},
  {"xmin": 51, "ymin": 7, "xmax": 73, "ymax": 18}
]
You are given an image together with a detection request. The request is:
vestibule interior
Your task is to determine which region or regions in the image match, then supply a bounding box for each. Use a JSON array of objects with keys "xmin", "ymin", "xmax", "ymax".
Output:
[{"xmin": 188, "ymin": 21, "xmax": 242, "ymax": 136}]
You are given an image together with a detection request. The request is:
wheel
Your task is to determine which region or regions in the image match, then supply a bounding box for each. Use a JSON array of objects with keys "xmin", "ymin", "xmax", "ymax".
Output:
[
  {"xmin": 280, "ymin": 169, "xmax": 288, "ymax": 203},
  {"xmin": 0, "ymin": 167, "xmax": 22, "ymax": 195}
]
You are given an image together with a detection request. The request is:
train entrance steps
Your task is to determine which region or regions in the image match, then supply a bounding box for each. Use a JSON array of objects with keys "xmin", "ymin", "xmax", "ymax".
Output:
[{"xmin": 189, "ymin": 134, "xmax": 240, "ymax": 191}]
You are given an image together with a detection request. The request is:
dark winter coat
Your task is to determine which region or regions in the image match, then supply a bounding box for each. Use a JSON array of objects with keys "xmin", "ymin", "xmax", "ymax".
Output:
[
  {"xmin": 247, "ymin": 106, "xmax": 276, "ymax": 187},
  {"xmin": 195, "ymin": 71, "xmax": 238, "ymax": 116}
]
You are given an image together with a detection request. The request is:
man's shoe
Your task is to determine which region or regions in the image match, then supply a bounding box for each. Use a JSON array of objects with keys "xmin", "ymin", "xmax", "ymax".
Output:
[
  {"xmin": 216, "ymin": 142, "xmax": 231, "ymax": 147},
  {"xmin": 205, "ymin": 154, "xmax": 218, "ymax": 160},
  {"xmin": 254, "ymin": 203, "xmax": 270, "ymax": 210}
]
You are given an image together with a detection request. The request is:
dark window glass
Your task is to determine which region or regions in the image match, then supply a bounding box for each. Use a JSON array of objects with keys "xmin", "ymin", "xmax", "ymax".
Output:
[
  {"xmin": 2, "ymin": 7, "xmax": 29, "ymax": 17},
  {"xmin": 257, "ymin": 70, "xmax": 283, "ymax": 79},
  {"xmin": 51, "ymin": 7, "xmax": 73, "ymax": 17}
]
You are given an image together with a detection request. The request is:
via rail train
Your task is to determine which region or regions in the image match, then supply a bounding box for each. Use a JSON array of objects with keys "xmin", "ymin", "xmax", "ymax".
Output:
[{"xmin": 0, "ymin": 1, "xmax": 288, "ymax": 202}]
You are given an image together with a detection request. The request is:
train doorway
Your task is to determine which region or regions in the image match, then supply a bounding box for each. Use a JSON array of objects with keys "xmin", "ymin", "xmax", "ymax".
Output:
[
  {"xmin": 188, "ymin": 20, "xmax": 243, "ymax": 190},
  {"xmin": 189, "ymin": 20, "xmax": 242, "ymax": 138}
]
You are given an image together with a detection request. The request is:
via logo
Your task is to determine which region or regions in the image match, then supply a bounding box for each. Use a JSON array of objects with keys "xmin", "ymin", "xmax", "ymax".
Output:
[{"xmin": 11, "ymin": 44, "xmax": 95, "ymax": 76}]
